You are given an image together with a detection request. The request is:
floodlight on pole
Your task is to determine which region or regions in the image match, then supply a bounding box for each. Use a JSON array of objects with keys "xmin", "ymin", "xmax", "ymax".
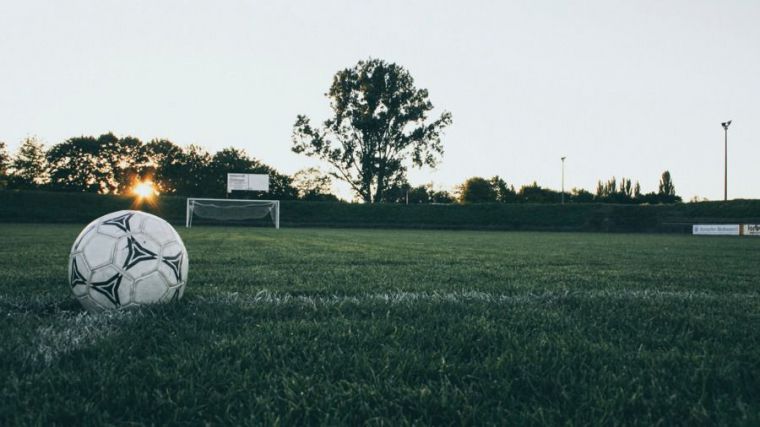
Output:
[
  {"xmin": 721, "ymin": 120, "xmax": 731, "ymax": 201},
  {"xmin": 561, "ymin": 156, "xmax": 566, "ymax": 204}
]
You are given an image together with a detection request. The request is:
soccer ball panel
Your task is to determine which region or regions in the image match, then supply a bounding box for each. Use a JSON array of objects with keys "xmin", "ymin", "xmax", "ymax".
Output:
[
  {"xmin": 160, "ymin": 242, "xmax": 187, "ymax": 285},
  {"xmin": 141, "ymin": 216, "xmax": 176, "ymax": 245},
  {"xmin": 71, "ymin": 222, "xmax": 98, "ymax": 253},
  {"xmin": 96, "ymin": 211, "xmax": 140, "ymax": 237},
  {"xmin": 133, "ymin": 272, "xmax": 170, "ymax": 305},
  {"xmin": 117, "ymin": 275, "xmax": 135, "ymax": 307},
  {"xmin": 88, "ymin": 265, "xmax": 123, "ymax": 310},
  {"xmin": 114, "ymin": 234, "xmax": 161, "ymax": 279},
  {"xmin": 180, "ymin": 251, "xmax": 189, "ymax": 284},
  {"xmin": 69, "ymin": 254, "xmax": 91, "ymax": 297},
  {"xmin": 82, "ymin": 234, "xmax": 118, "ymax": 270}
]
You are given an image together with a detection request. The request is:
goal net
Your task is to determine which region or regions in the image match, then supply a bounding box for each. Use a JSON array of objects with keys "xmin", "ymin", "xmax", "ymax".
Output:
[{"xmin": 186, "ymin": 198, "xmax": 280, "ymax": 229}]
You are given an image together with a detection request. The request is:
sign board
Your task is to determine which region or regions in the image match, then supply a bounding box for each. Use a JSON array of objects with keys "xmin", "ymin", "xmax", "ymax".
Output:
[
  {"xmin": 743, "ymin": 224, "xmax": 760, "ymax": 236},
  {"xmin": 227, "ymin": 173, "xmax": 269, "ymax": 193},
  {"xmin": 692, "ymin": 224, "xmax": 740, "ymax": 236}
]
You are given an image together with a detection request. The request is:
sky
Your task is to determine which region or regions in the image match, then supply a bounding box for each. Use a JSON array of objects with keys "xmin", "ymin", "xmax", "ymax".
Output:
[{"xmin": 1, "ymin": 0, "xmax": 758, "ymax": 201}]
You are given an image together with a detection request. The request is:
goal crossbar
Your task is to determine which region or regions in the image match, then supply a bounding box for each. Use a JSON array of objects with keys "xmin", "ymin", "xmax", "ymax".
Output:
[{"xmin": 186, "ymin": 198, "xmax": 280, "ymax": 229}]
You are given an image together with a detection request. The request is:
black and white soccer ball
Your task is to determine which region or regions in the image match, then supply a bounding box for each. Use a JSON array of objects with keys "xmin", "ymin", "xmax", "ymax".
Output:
[{"xmin": 68, "ymin": 210, "xmax": 189, "ymax": 313}]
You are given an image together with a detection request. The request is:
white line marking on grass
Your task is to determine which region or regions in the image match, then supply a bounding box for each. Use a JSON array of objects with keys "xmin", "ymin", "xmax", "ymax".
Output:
[
  {"xmin": 28, "ymin": 310, "xmax": 140, "ymax": 366},
  {"xmin": 194, "ymin": 289, "xmax": 760, "ymax": 308}
]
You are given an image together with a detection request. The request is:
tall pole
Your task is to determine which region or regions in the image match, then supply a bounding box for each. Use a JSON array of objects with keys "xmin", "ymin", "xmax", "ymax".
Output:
[
  {"xmin": 561, "ymin": 157, "xmax": 565, "ymax": 204},
  {"xmin": 722, "ymin": 121, "xmax": 731, "ymax": 201}
]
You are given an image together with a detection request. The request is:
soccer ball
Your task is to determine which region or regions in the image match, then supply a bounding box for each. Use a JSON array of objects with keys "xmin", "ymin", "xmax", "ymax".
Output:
[{"xmin": 68, "ymin": 210, "xmax": 189, "ymax": 313}]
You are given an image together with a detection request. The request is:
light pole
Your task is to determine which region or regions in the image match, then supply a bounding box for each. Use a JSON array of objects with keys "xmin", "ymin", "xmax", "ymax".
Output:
[
  {"xmin": 721, "ymin": 120, "xmax": 731, "ymax": 201},
  {"xmin": 561, "ymin": 156, "xmax": 566, "ymax": 204}
]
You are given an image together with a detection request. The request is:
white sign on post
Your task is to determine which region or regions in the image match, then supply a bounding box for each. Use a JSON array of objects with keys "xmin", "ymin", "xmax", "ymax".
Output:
[
  {"xmin": 227, "ymin": 173, "xmax": 269, "ymax": 193},
  {"xmin": 692, "ymin": 224, "xmax": 740, "ymax": 236},
  {"xmin": 743, "ymin": 224, "xmax": 760, "ymax": 236}
]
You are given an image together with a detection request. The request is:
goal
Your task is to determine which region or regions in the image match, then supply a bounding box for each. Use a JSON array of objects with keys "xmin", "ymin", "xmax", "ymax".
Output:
[{"xmin": 186, "ymin": 198, "xmax": 280, "ymax": 229}]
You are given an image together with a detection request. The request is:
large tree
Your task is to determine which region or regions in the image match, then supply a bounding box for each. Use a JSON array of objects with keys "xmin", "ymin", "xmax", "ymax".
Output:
[{"xmin": 292, "ymin": 58, "xmax": 452, "ymax": 203}]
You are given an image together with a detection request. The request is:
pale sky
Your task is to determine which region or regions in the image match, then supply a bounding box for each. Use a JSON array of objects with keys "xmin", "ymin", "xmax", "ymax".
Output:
[{"xmin": 1, "ymin": 0, "xmax": 758, "ymax": 201}]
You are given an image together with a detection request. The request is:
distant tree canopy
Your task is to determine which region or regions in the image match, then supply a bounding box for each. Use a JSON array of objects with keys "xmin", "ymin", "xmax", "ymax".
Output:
[
  {"xmin": 458, "ymin": 177, "xmax": 497, "ymax": 203},
  {"xmin": 593, "ymin": 171, "xmax": 681, "ymax": 204},
  {"xmin": 292, "ymin": 168, "xmax": 338, "ymax": 201},
  {"xmin": 454, "ymin": 171, "xmax": 681, "ymax": 205},
  {"xmin": 517, "ymin": 182, "xmax": 561, "ymax": 203},
  {"xmin": 490, "ymin": 176, "xmax": 517, "ymax": 203},
  {"xmin": 382, "ymin": 181, "xmax": 454, "ymax": 204},
  {"xmin": 595, "ymin": 177, "xmax": 641, "ymax": 204},
  {"xmin": 1, "ymin": 131, "xmax": 683, "ymax": 205},
  {"xmin": 2, "ymin": 134, "xmax": 303, "ymax": 199},
  {"xmin": 292, "ymin": 58, "xmax": 453, "ymax": 203},
  {"xmin": 458, "ymin": 176, "xmax": 522, "ymax": 203}
]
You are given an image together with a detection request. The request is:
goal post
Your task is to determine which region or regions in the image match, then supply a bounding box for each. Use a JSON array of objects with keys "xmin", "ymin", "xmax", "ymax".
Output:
[{"xmin": 186, "ymin": 198, "xmax": 280, "ymax": 229}]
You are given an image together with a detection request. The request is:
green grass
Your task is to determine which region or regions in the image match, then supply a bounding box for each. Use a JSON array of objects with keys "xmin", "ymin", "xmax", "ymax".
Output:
[{"xmin": 1, "ymin": 224, "xmax": 759, "ymax": 425}]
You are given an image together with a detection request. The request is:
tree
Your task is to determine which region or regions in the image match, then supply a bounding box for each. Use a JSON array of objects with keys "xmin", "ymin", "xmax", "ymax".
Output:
[
  {"xmin": 380, "ymin": 180, "xmax": 412, "ymax": 203},
  {"xmin": 97, "ymin": 133, "xmax": 145, "ymax": 194},
  {"xmin": 292, "ymin": 58, "xmax": 452, "ymax": 203},
  {"xmin": 46, "ymin": 133, "xmax": 147, "ymax": 194},
  {"xmin": 489, "ymin": 176, "xmax": 517, "ymax": 203},
  {"xmin": 596, "ymin": 177, "xmax": 617, "ymax": 200},
  {"xmin": 10, "ymin": 136, "xmax": 49, "ymax": 189},
  {"xmin": 570, "ymin": 188, "xmax": 595, "ymax": 203},
  {"xmin": 47, "ymin": 136, "xmax": 101, "ymax": 192},
  {"xmin": 292, "ymin": 167, "xmax": 338, "ymax": 201},
  {"xmin": 430, "ymin": 189, "xmax": 454, "ymax": 204},
  {"xmin": 657, "ymin": 170, "xmax": 680, "ymax": 203},
  {"xmin": 0, "ymin": 141, "xmax": 8, "ymax": 188},
  {"xmin": 458, "ymin": 177, "xmax": 496, "ymax": 203},
  {"xmin": 658, "ymin": 171, "xmax": 675, "ymax": 197},
  {"xmin": 518, "ymin": 182, "xmax": 560, "ymax": 203},
  {"xmin": 406, "ymin": 185, "xmax": 432, "ymax": 203},
  {"xmin": 143, "ymin": 139, "xmax": 184, "ymax": 194},
  {"xmin": 594, "ymin": 176, "xmax": 640, "ymax": 203},
  {"xmin": 171, "ymin": 145, "xmax": 213, "ymax": 196}
]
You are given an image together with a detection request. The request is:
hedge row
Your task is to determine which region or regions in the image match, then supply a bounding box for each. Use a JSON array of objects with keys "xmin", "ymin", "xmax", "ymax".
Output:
[{"xmin": 2, "ymin": 190, "xmax": 759, "ymax": 233}]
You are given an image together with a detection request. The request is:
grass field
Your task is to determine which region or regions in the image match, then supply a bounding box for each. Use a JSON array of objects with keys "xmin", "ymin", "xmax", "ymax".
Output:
[{"xmin": 1, "ymin": 224, "xmax": 759, "ymax": 425}]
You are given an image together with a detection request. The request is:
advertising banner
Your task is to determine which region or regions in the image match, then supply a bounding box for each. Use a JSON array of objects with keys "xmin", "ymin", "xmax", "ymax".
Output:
[
  {"xmin": 227, "ymin": 173, "xmax": 269, "ymax": 193},
  {"xmin": 692, "ymin": 224, "xmax": 740, "ymax": 236}
]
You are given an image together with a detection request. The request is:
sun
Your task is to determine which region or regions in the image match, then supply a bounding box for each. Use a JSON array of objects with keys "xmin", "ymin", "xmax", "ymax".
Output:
[{"xmin": 133, "ymin": 181, "xmax": 157, "ymax": 199}]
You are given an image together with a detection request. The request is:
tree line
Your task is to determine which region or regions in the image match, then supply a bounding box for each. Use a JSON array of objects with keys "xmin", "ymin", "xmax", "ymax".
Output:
[
  {"xmin": 0, "ymin": 135, "xmax": 336, "ymax": 201},
  {"xmin": 0, "ymin": 135, "xmax": 681, "ymax": 204},
  {"xmin": 453, "ymin": 173, "xmax": 680, "ymax": 204}
]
